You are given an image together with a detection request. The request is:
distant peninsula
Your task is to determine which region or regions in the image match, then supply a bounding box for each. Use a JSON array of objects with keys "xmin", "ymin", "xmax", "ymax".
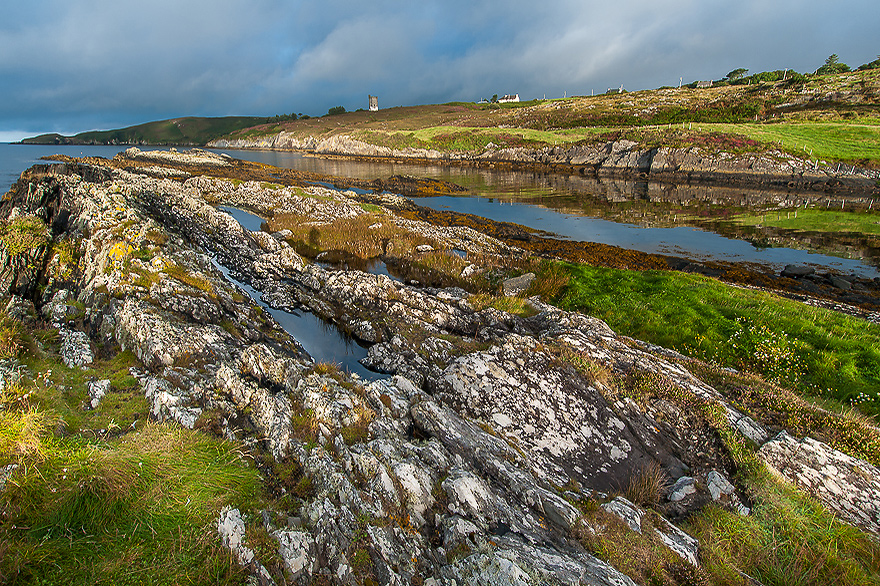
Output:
[{"xmin": 19, "ymin": 116, "xmax": 275, "ymax": 146}]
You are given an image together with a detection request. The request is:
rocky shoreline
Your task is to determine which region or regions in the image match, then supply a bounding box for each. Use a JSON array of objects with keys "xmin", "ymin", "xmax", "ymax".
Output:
[
  {"xmin": 209, "ymin": 134, "xmax": 880, "ymax": 197},
  {"xmin": 2, "ymin": 148, "xmax": 879, "ymax": 585}
]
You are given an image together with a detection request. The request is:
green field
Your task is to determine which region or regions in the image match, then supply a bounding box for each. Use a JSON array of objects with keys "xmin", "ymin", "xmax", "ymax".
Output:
[
  {"xmin": 217, "ymin": 69, "xmax": 880, "ymax": 165},
  {"xmin": 546, "ymin": 262, "xmax": 880, "ymax": 412},
  {"xmin": 731, "ymin": 208, "xmax": 880, "ymax": 234}
]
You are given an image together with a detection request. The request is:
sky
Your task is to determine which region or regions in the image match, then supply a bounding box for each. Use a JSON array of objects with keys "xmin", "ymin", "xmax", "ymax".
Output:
[{"xmin": 1, "ymin": 0, "xmax": 877, "ymax": 142}]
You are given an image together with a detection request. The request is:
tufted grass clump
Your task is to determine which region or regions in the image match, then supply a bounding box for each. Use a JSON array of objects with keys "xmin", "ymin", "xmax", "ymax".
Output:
[
  {"xmin": 0, "ymin": 311, "xmax": 28, "ymax": 359},
  {"xmin": 0, "ymin": 422, "xmax": 261, "ymax": 586},
  {"xmin": 162, "ymin": 262, "xmax": 215, "ymax": 296},
  {"xmin": 688, "ymin": 472, "xmax": 880, "ymax": 586},
  {"xmin": 468, "ymin": 293, "xmax": 537, "ymax": 317},
  {"xmin": 0, "ymin": 216, "xmax": 49, "ymax": 258},
  {"xmin": 574, "ymin": 506, "xmax": 712, "ymax": 586},
  {"xmin": 624, "ymin": 461, "xmax": 669, "ymax": 509}
]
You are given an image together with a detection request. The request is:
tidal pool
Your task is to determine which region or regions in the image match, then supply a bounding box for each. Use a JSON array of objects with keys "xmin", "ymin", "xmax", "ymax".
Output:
[{"xmin": 217, "ymin": 207, "xmax": 383, "ymax": 380}]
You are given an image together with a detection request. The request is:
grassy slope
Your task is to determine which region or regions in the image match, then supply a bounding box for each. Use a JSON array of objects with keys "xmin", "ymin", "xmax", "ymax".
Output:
[
  {"xmin": 0, "ymin": 323, "xmax": 261, "ymax": 585},
  {"xmin": 220, "ymin": 69, "xmax": 880, "ymax": 165},
  {"xmin": 22, "ymin": 116, "xmax": 273, "ymax": 146},
  {"xmin": 544, "ymin": 261, "xmax": 880, "ymax": 412}
]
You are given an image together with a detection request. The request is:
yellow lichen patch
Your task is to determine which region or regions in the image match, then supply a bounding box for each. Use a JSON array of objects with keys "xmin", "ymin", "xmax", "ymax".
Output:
[{"xmin": 106, "ymin": 241, "xmax": 134, "ymax": 268}]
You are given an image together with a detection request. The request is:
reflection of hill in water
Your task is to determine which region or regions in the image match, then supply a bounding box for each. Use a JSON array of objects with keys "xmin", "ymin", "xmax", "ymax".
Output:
[
  {"xmin": 215, "ymin": 148, "xmax": 879, "ymax": 268},
  {"xmin": 494, "ymin": 179, "xmax": 879, "ymax": 268}
]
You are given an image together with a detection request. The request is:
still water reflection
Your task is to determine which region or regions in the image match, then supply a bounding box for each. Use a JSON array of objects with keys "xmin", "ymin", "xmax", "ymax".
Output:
[
  {"xmin": 216, "ymin": 207, "xmax": 381, "ymax": 380},
  {"xmin": 213, "ymin": 148, "xmax": 879, "ymax": 278}
]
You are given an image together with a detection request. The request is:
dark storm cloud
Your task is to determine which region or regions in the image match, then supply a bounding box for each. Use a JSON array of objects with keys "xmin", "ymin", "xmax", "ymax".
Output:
[{"xmin": 1, "ymin": 0, "xmax": 877, "ymax": 140}]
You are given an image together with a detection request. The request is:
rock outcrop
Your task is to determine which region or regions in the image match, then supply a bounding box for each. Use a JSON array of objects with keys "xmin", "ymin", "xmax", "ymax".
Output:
[
  {"xmin": 2, "ymin": 150, "xmax": 878, "ymax": 585},
  {"xmin": 209, "ymin": 134, "xmax": 880, "ymax": 194}
]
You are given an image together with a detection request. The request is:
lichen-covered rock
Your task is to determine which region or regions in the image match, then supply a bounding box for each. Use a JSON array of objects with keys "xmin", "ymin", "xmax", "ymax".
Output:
[
  {"xmin": 602, "ymin": 497, "xmax": 699, "ymax": 567},
  {"xmin": 273, "ymin": 529, "xmax": 316, "ymax": 580},
  {"xmin": 137, "ymin": 374, "xmax": 202, "ymax": 429},
  {"xmin": 669, "ymin": 477, "xmax": 697, "ymax": 502},
  {"xmin": 86, "ymin": 379, "xmax": 110, "ymax": 410},
  {"xmin": 217, "ymin": 507, "xmax": 276, "ymax": 585},
  {"xmin": 429, "ymin": 334, "xmax": 659, "ymax": 492},
  {"xmin": 759, "ymin": 431, "xmax": 880, "ymax": 534},
  {"xmin": 11, "ymin": 152, "xmax": 877, "ymax": 586},
  {"xmin": 59, "ymin": 328, "xmax": 93, "ymax": 369}
]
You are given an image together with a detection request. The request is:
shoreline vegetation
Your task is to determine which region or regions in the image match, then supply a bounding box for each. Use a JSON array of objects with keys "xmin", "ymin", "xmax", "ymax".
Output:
[{"xmin": 20, "ymin": 69, "xmax": 880, "ymax": 195}]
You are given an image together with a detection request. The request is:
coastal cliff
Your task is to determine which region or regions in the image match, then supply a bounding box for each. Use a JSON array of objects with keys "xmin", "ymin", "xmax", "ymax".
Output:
[{"xmin": 2, "ymin": 149, "xmax": 879, "ymax": 585}]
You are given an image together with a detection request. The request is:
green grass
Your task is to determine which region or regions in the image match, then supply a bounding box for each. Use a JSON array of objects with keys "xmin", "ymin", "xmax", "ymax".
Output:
[
  {"xmin": 731, "ymin": 208, "xmax": 880, "ymax": 234},
  {"xmin": 18, "ymin": 348, "xmax": 146, "ymax": 434},
  {"xmin": 707, "ymin": 122, "xmax": 880, "ymax": 163},
  {"xmin": 1, "ymin": 422, "xmax": 259, "ymax": 585},
  {"xmin": 21, "ymin": 116, "xmax": 274, "ymax": 147},
  {"xmin": 566, "ymin": 346, "xmax": 880, "ymax": 586},
  {"xmin": 551, "ymin": 262, "xmax": 880, "ymax": 413},
  {"xmin": 689, "ymin": 470, "xmax": 880, "ymax": 586}
]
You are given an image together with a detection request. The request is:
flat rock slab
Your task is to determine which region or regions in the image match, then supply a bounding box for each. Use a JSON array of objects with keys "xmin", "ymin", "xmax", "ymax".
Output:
[
  {"xmin": 758, "ymin": 431, "xmax": 880, "ymax": 534},
  {"xmin": 429, "ymin": 335, "xmax": 661, "ymax": 491},
  {"xmin": 501, "ymin": 273, "xmax": 535, "ymax": 296}
]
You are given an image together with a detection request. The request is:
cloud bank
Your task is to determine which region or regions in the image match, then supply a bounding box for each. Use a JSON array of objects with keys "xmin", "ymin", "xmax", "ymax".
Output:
[{"xmin": 1, "ymin": 0, "xmax": 877, "ymax": 138}]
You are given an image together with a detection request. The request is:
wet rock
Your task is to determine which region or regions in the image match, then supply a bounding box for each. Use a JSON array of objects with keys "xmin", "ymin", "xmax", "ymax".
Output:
[
  {"xmin": 829, "ymin": 276, "xmax": 853, "ymax": 290},
  {"xmin": 781, "ymin": 265, "xmax": 815, "ymax": 278}
]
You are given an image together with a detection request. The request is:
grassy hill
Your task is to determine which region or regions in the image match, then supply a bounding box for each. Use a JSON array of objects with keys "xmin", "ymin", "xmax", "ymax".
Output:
[
  {"xmin": 21, "ymin": 116, "xmax": 275, "ymax": 146},
  {"xmin": 217, "ymin": 69, "xmax": 880, "ymax": 166}
]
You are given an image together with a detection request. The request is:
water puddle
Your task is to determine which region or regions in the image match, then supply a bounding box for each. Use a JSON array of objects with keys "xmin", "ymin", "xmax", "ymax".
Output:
[
  {"xmin": 217, "ymin": 206, "xmax": 383, "ymax": 380},
  {"xmin": 219, "ymin": 206, "xmax": 265, "ymax": 232},
  {"xmin": 365, "ymin": 258, "xmax": 401, "ymax": 281}
]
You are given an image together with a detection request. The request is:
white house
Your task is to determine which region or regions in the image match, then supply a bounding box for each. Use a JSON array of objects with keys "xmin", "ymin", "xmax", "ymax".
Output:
[{"xmin": 498, "ymin": 94, "xmax": 520, "ymax": 103}]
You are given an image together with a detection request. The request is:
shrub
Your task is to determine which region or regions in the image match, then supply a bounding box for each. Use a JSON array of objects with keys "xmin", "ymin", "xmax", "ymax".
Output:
[{"xmin": 0, "ymin": 216, "xmax": 49, "ymax": 258}]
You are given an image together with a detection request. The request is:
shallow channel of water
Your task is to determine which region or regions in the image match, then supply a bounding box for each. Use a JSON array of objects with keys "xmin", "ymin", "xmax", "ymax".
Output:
[
  {"xmin": 211, "ymin": 148, "xmax": 880, "ymax": 278},
  {"xmin": 216, "ymin": 207, "xmax": 382, "ymax": 380},
  {"xmin": 411, "ymin": 196, "xmax": 880, "ymax": 278}
]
